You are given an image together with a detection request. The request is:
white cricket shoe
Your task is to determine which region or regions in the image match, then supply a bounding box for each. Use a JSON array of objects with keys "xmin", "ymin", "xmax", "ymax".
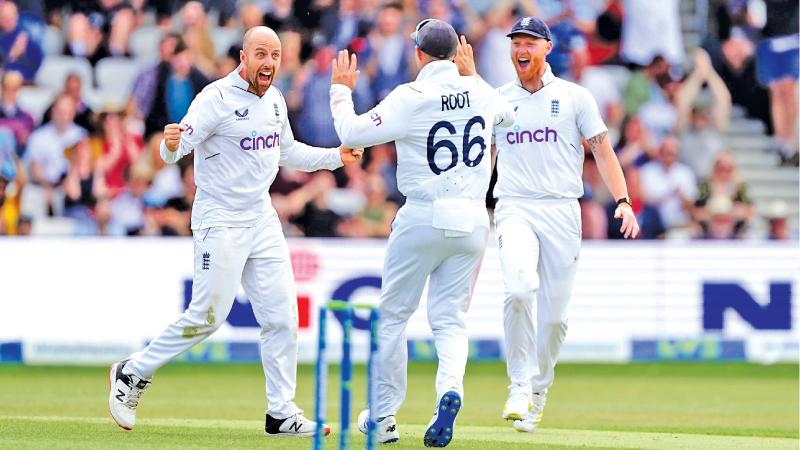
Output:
[
  {"xmin": 108, "ymin": 359, "xmax": 151, "ymax": 430},
  {"xmin": 264, "ymin": 412, "xmax": 330, "ymax": 438},
  {"xmin": 502, "ymin": 391, "xmax": 530, "ymax": 420},
  {"xmin": 512, "ymin": 390, "xmax": 547, "ymax": 433},
  {"xmin": 357, "ymin": 409, "xmax": 399, "ymax": 444}
]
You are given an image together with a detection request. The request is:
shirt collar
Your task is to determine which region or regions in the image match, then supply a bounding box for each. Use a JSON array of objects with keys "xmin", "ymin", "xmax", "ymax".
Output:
[
  {"xmin": 415, "ymin": 59, "xmax": 459, "ymax": 81},
  {"xmin": 227, "ymin": 66, "xmax": 251, "ymax": 90},
  {"xmin": 514, "ymin": 63, "xmax": 556, "ymax": 90}
]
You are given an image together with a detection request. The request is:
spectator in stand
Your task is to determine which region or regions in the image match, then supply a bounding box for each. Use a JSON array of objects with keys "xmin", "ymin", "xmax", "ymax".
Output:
[
  {"xmin": 24, "ymin": 94, "xmax": 87, "ymax": 216},
  {"xmin": 349, "ymin": 174, "xmax": 396, "ymax": 238},
  {"xmin": 764, "ymin": 199, "xmax": 791, "ymax": 240},
  {"xmin": 263, "ymin": 0, "xmax": 300, "ymax": 32},
  {"xmin": 0, "ymin": 0, "xmax": 43, "ymax": 81},
  {"xmin": 365, "ymin": 141, "xmax": 402, "ymax": 205},
  {"xmin": 537, "ymin": 0, "xmax": 595, "ymax": 77},
  {"xmin": 698, "ymin": 195, "xmax": 738, "ymax": 239},
  {"xmin": 157, "ymin": 162, "xmax": 194, "ymax": 236},
  {"xmin": 622, "ymin": 55, "xmax": 671, "ymax": 116},
  {"xmin": 693, "ymin": 151, "xmax": 753, "ymax": 238},
  {"xmin": 364, "ymin": 2, "xmax": 411, "ymax": 101},
  {"xmin": 580, "ymin": 185, "xmax": 608, "ymax": 240},
  {"xmin": 63, "ymin": 139, "xmax": 105, "ymax": 234},
  {"xmin": 676, "ymin": 48, "xmax": 732, "ymax": 177},
  {"xmin": 0, "ymin": 129, "xmax": 25, "ymax": 235},
  {"xmin": 535, "ymin": 0, "xmax": 601, "ymax": 35},
  {"xmin": 476, "ymin": 1, "xmax": 527, "ymax": 88},
  {"xmin": 128, "ymin": 33, "xmax": 180, "ymax": 120},
  {"xmin": 620, "ymin": 0, "xmax": 684, "ymax": 66},
  {"xmin": 291, "ymin": 44, "xmax": 371, "ymax": 147},
  {"xmin": 94, "ymin": 109, "xmax": 144, "ymax": 198},
  {"xmin": 42, "ymin": 73, "xmax": 95, "ymax": 133},
  {"xmin": 143, "ymin": 38, "xmax": 209, "ymax": 139},
  {"xmin": 640, "ymin": 134, "xmax": 697, "ymax": 230},
  {"xmin": 324, "ymin": 0, "xmax": 370, "ymax": 50},
  {"xmin": 66, "ymin": 0, "xmax": 135, "ymax": 64},
  {"xmin": 290, "ymin": 171, "xmax": 343, "ymax": 237},
  {"xmin": 274, "ymin": 29, "xmax": 303, "ymax": 96},
  {"xmin": 567, "ymin": 47, "xmax": 623, "ymax": 141},
  {"xmin": 108, "ymin": 162, "xmax": 154, "ymax": 236},
  {"xmin": 755, "ymin": 0, "xmax": 799, "ymax": 165},
  {"xmin": 179, "ymin": 1, "xmax": 216, "ymax": 78},
  {"xmin": 0, "ymin": 70, "xmax": 35, "ymax": 157},
  {"xmin": 715, "ymin": 29, "xmax": 772, "ymax": 135},
  {"xmin": 580, "ymin": 152, "xmax": 611, "ymax": 238},
  {"xmin": 589, "ymin": 0, "xmax": 623, "ymax": 64},
  {"xmin": 606, "ymin": 166, "xmax": 665, "ymax": 239},
  {"xmin": 615, "ymin": 114, "xmax": 656, "ymax": 168}
]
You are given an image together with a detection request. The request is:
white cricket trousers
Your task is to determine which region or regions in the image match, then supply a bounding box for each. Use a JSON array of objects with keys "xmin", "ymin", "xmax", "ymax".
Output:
[
  {"xmin": 124, "ymin": 212, "xmax": 302, "ymax": 419},
  {"xmin": 375, "ymin": 200, "xmax": 489, "ymax": 419},
  {"xmin": 494, "ymin": 198, "xmax": 581, "ymax": 395}
]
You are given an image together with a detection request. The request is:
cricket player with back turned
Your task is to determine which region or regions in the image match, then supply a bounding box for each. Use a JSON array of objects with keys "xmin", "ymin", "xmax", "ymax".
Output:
[
  {"xmin": 107, "ymin": 26, "xmax": 364, "ymax": 438},
  {"xmin": 329, "ymin": 18, "xmax": 514, "ymax": 447},
  {"xmin": 472, "ymin": 16, "xmax": 641, "ymax": 432}
]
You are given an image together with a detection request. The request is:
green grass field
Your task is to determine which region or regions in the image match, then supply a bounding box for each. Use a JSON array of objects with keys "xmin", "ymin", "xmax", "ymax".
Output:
[{"xmin": 0, "ymin": 362, "xmax": 797, "ymax": 449}]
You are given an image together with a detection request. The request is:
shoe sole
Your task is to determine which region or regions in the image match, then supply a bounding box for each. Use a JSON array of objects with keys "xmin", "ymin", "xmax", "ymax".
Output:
[
  {"xmin": 263, "ymin": 427, "xmax": 330, "ymax": 438},
  {"xmin": 502, "ymin": 412, "xmax": 524, "ymax": 421},
  {"xmin": 107, "ymin": 362, "xmax": 132, "ymax": 431},
  {"xmin": 424, "ymin": 391, "xmax": 461, "ymax": 448}
]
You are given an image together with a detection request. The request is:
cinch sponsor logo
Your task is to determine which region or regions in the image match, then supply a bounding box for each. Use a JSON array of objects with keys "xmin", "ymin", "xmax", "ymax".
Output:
[
  {"xmin": 239, "ymin": 131, "xmax": 280, "ymax": 150},
  {"xmin": 506, "ymin": 126, "xmax": 558, "ymax": 144}
]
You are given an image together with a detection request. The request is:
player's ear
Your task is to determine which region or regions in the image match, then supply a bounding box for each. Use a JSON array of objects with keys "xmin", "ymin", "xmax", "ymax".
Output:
[
  {"xmin": 545, "ymin": 41, "xmax": 553, "ymax": 55},
  {"xmin": 240, "ymin": 49, "xmax": 246, "ymax": 64}
]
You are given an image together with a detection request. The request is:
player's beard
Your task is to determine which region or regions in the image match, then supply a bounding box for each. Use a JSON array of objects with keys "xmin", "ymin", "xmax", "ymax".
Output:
[{"xmin": 248, "ymin": 67, "xmax": 274, "ymax": 96}]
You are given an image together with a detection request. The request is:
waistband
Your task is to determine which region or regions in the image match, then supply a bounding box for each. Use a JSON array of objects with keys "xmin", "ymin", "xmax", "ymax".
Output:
[
  {"xmin": 405, "ymin": 198, "xmax": 487, "ymax": 208},
  {"xmin": 496, "ymin": 196, "xmax": 578, "ymax": 205}
]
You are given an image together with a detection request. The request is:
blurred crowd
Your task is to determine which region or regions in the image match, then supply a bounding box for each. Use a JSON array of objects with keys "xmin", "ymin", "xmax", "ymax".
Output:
[{"xmin": 0, "ymin": 0, "xmax": 796, "ymax": 240}]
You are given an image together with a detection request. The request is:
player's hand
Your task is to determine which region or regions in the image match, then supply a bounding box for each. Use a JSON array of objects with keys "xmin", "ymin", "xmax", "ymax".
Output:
[
  {"xmin": 614, "ymin": 203, "xmax": 640, "ymax": 239},
  {"xmin": 164, "ymin": 123, "xmax": 184, "ymax": 152},
  {"xmin": 454, "ymin": 35, "xmax": 477, "ymax": 76},
  {"xmin": 340, "ymin": 146, "xmax": 364, "ymax": 165},
  {"xmin": 331, "ymin": 50, "xmax": 360, "ymax": 90}
]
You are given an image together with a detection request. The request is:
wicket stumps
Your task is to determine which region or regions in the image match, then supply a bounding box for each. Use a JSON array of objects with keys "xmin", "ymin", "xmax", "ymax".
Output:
[{"xmin": 313, "ymin": 300, "xmax": 380, "ymax": 450}]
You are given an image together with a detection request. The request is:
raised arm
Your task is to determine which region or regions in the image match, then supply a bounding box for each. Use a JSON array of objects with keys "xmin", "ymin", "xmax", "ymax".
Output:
[{"xmin": 329, "ymin": 50, "xmax": 411, "ymax": 148}]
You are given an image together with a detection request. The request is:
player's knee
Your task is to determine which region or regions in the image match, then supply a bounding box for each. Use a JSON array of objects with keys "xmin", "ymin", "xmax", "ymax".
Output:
[{"xmin": 504, "ymin": 280, "xmax": 537, "ymax": 312}]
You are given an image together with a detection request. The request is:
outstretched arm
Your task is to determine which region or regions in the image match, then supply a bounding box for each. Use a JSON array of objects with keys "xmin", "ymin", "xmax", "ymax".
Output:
[{"xmin": 278, "ymin": 92, "xmax": 363, "ymax": 170}]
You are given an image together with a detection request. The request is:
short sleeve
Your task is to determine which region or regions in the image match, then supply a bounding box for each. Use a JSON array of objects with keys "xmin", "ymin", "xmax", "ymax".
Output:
[{"xmin": 574, "ymin": 85, "xmax": 607, "ymax": 140}]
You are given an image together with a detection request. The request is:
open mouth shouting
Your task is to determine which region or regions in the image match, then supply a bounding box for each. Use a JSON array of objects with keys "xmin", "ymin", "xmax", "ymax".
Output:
[
  {"xmin": 516, "ymin": 57, "xmax": 531, "ymax": 70},
  {"xmin": 257, "ymin": 69, "xmax": 273, "ymax": 85}
]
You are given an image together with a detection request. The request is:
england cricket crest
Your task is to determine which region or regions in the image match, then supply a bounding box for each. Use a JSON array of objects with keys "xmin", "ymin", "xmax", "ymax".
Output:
[{"xmin": 550, "ymin": 99, "xmax": 560, "ymax": 117}]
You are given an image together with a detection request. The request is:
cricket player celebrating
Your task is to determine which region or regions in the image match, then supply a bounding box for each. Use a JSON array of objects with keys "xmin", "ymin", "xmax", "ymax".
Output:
[
  {"xmin": 108, "ymin": 26, "xmax": 363, "ymax": 438},
  {"xmin": 490, "ymin": 17, "xmax": 640, "ymax": 431},
  {"xmin": 329, "ymin": 19, "xmax": 514, "ymax": 447}
]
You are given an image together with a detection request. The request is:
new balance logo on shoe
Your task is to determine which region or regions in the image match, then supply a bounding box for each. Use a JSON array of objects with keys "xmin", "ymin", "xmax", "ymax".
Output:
[
  {"xmin": 387, "ymin": 424, "xmax": 396, "ymax": 432},
  {"xmin": 115, "ymin": 389, "xmax": 125, "ymax": 403},
  {"xmin": 289, "ymin": 420, "xmax": 302, "ymax": 433}
]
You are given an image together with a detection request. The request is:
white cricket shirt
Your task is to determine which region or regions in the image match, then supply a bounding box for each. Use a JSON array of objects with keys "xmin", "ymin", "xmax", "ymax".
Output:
[
  {"xmin": 161, "ymin": 68, "xmax": 343, "ymax": 230},
  {"xmin": 494, "ymin": 64, "xmax": 607, "ymax": 200},
  {"xmin": 330, "ymin": 60, "xmax": 514, "ymax": 204}
]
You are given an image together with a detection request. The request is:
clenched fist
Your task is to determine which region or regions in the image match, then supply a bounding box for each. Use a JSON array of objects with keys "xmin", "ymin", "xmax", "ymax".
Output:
[
  {"xmin": 340, "ymin": 147, "xmax": 364, "ymax": 165},
  {"xmin": 164, "ymin": 123, "xmax": 185, "ymax": 152}
]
